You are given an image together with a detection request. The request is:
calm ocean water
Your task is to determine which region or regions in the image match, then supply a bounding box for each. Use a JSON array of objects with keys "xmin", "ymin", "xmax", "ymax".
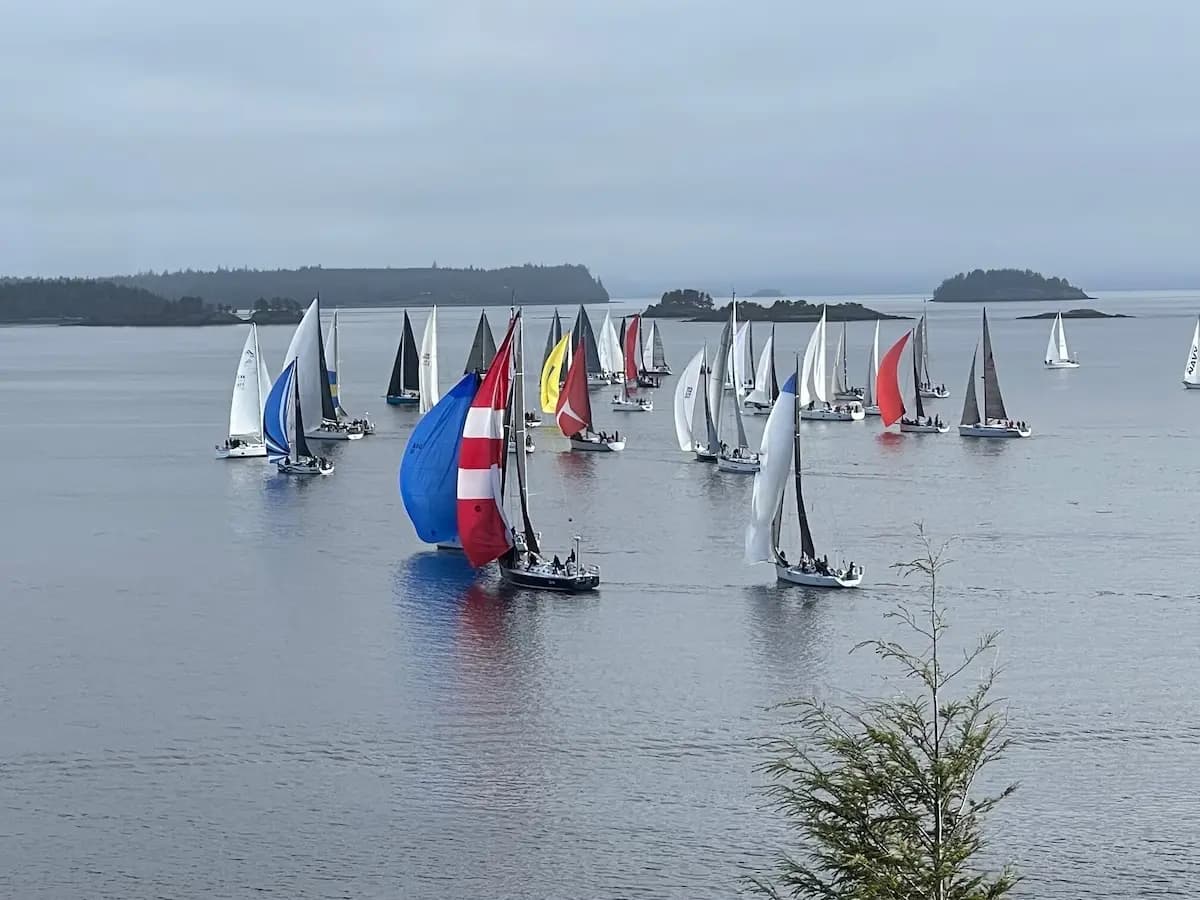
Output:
[{"xmin": 2, "ymin": 291, "xmax": 1198, "ymax": 898}]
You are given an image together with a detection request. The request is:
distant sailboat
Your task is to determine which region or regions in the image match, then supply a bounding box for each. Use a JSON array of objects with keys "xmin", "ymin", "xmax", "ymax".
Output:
[
  {"xmin": 745, "ymin": 359, "xmax": 862, "ymax": 588},
  {"xmin": 386, "ymin": 311, "xmax": 421, "ymax": 406},
  {"xmin": 399, "ymin": 371, "xmax": 480, "ymax": 547},
  {"xmin": 571, "ymin": 305, "xmax": 608, "ymax": 388},
  {"xmin": 673, "ymin": 347, "xmax": 706, "ymax": 454},
  {"xmin": 878, "ymin": 329, "xmax": 948, "ymax": 433},
  {"xmin": 286, "ymin": 298, "xmax": 362, "ymax": 442},
  {"xmin": 540, "ymin": 329, "xmax": 572, "ymax": 414},
  {"xmin": 611, "ymin": 314, "xmax": 653, "ymax": 411},
  {"xmin": 714, "ymin": 304, "xmax": 760, "ymax": 473},
  {"xmin": 862, "ymin": 321, "xmax": 881, "ymax": 416},
  {"xmin": 959, "ymin": 308, "xmax": 1031, "ymax": 438},
  {"xmin": 915, "ymin": 303, "xmax": 950, "ymax": 398},
  {"xmin": 418, "ymin": 307, "xmax": 440, "ymax": 412},
  {"xmin": 263, "ymin": 360, "xmax": 333, "ymax": 475},
  {"xmin": 215, "ymin": 323, "xmax": 271, "ymax": 458},
  {"xmin": 558, "ymin": 337, "xmax": 625, "ymax": 451},
  {"xmin": 324, "ymin": 310, "xmax": 374, "ymax": 434},
  {"xmin": 830, "ymin": 321, "xmax": 865, "ymax": 401},
  {"xmin": 744, "ymin": 324, "xmax": 778, "ymax": 416},
  {"xmin": 542, "ymin": 308, "xmax": 563, "ymax": 373},
  {"xmin": 640, "ymin": 319, "xmax": 671, "ymax": 376},
  {"xmin": 1183, "ymin": 316, "xmax": 1200, "ymax": 389},
  {"xmin": 464, "ymin": 310, "xmax": 497, "ymax": 375},
  {"xmin": 800, "ymin": 307, "xmax": 864, "ymax": 421},
  {"xmin": 1043, "ymin": 312, "xmax": 1080, "ymax": 368},
  {"xmin": 692, "ymin": 345, "xmax": 721, "ymax": 461},
  {"xmin": 597, "ymin": 309, "xmax": 624, "ymax": 383},
  {"xmin": 457, "ymin": 310, "xmax": 600, "ymax": 591}
]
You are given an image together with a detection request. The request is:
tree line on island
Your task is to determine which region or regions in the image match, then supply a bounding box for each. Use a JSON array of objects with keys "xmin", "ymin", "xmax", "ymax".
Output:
[
  {"xmin": 932, "ymin": 268, "xmax": 1089, "ymax": 302},
  {"xmin": 642, "ymin": 289, "xmax": 907, "ymax": 322}
]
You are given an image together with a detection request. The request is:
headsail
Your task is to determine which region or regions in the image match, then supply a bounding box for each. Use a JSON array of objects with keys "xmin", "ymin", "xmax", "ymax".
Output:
[
  {"xmin": 400, "ymin": 372, "xmax": 479, "ymax": 544},
  {"xmin": 652, "ymin": 324, "xmax": 667, "ymax": 370},
  {"xmin": 1185, "ymin": 317, "xmax": 1200, "ymax": 385},
  {"xmin": 746, "ymin": 370, "xmax": 797, "ymax": 563},
  {"xmin": 556, "ymin": 338, "xmax": 592, "ymax": 436},
  {"xmin": 674, "ymin": 347, "xmax": 705, "ymax": 451},
  {"xmin": 981, "ymin": 308, "xmax": 1007, "ymax": 421},
  {"xmin": 509, "ymin": 311, "xmax": 540, "ymax": 555},
  {"xmin": 263, "ymin": 359, "xmax": 296, "ymax": 463},
  {"xmin": 597, "ymin": 310, "xmax": 622, "ymax": 376},
  {"xmin": 282, "ymin": 298, "xmax": 332, "ymax": 430},
  {"xmin": 792, "ymin": 359, "xmax": 815, "ymax": 562},
  {"xmin": 960, "ymin": 345, "xmax": 981, "ymax": 426},
  {"xmin": 464, "ymin": 310, "xmax": 497, "ymax": 375},
  {"xmin": 863, "ymin": 321, "xmax": 880, "ymax": 408},
  {"xmin": 641, "ymin": 321, "xmax": 657, "ymax": 372},
  {"xmin": 830, "ymin": 321, "xmax": 848, "ymax": 397},
  {"xmin": 456, "ymin": 318, "xmax": 518, "ymax": 567},
  {"xmin": 709, "ymin": 317, "xmax": 732, "ymax": 439},
  {"xmin": 540, "ymin": 331, "xmax": 571, "ymax": 413},
  {"xmin": 746, "ymin": 327, "xmax": 776, "ymax": 407},
  {"xmin": 701, "ymin": 346, "xmax": 720, "ymax": 452},
  {"xmin": 799, "ymin": 307, "xmax": 828, "ymax": 406},
  {"xmin": 229, "ymin": 324, "xmax": 270, "ymax": 442},
  {"xmin": 542, "ymin": 309, "xmax": 563, "ymax": 372},
  {"xmin": 572, "ymin": 306, "xmax": 602, "ymax": 376},
  {"xmin": 1056, "ymin": 313, "xmax": 1071, "ymax": 361},
  {"xmin": 877, "ymin": 331, "xmax": 911, "ymax": 427},
  {"xmin": 418, "ymin": 307, "xmax": 440, "ymax": 413},
  {"xmin": 324, "ymin": 310, "xmax": 344, "ymax": 417}
]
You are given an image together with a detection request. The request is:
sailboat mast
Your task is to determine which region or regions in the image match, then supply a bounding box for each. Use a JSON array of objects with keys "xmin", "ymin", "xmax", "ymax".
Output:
[
  {"xmin": 911, "ymin": 330, "xmax": 925, "ymax": 419},
  {"xmin": 793, "ymin": 355, "xmax": 816, "ymax": 561},
  {"xmin": 511, "ymin": 310, "xmax": 540, "ymax": 555}
]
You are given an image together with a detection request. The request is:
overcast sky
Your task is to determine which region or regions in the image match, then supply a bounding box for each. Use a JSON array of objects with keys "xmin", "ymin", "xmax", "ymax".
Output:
[{"xmin": 2, "ymin": 1, "xmax": 1198, "ymax": 292}]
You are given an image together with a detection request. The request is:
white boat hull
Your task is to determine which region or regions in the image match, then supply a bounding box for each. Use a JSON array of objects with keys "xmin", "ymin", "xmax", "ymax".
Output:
[
  {"xmin": 215, "ymin": 442, "xmax": 266, "ymax": 459},
  {"xmin": 863, "ymin": 405, "xmax": 881, "ymax": 417},
  {"xmin": 611, "ymin": 399, "xmax": 653, "ymax": 412},
  {"xmin": 899, "ymin": 421, "xmax": 949, "ymax": 434},
  {"xmin": 919, "ymin": 388, "xmax": 950, "ymax": 399},
  {"xmin": 833, "ymin": 389, "xmax": 864, "ymax": 401},
  {"xmin": 1044, "ymin": 360, "xmax": 1080, "ymax": 369},
  {"xmin": 958, "ymin": 423, "xmax": 1031, "ymax": 439},
  {"xmin": 277, "ymin": 457, "xmax": 334, "ymax": 475},
  {"xmin": 775, "ymin": 562, "xmax": 863, "ymax": 589},
  {"xmin": 693, "ymin": 445, "xmax": 718, "ymax": 462},
  {"xmin": 570, "ymin": 437, "xmax": 625, "ymax": 452},
  {"xmin": 307, "ymin": 427, "xmax": 364, "ymax": 441},
  {"xmin": 717, "ymin": 453, "xmax": 760, "ymax": 473},
  {"xmin": 801, "ymin": 405, "xmax": 865, "ymax": 422},
  {"xmin": 1185, "ymin": 381, "xmax": 1200, "ymax": 390}
]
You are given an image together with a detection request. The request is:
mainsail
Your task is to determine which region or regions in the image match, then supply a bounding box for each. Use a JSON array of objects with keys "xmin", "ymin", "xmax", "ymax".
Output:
[
  {"xmin": 542, "ymin": 309, "xmax": 563, "ymax": 372},
  {"xmin": 674, "ymin": 347, "xmax": 705, "ymax": 451},
  {"xmin": 597, "ymin": 310, "xmax": 623, "ymax": 376},
  {"xmin": 464, "ymin": 310, "xmax": 497, "ymax": 375},
  {"xmin": 229, "ymin": 324, "xmax": 270, "ymax": 442},
  {"xmin": 799, "ymin": 307, "xmax": 828, "ymax": 406},
  {"xmin": 456, "ymin": 317, "xmax": 518, "ymax": 567},
  {"xmin": 700, "ymin": 345, "xmax": 721, "ymax": 452},
  {"xmin": 877, "ymin": 331, "xmax": 912, "ymax": 427},
  {"xmin": 745, "ymin": 370, "xmax": 798, "ymax": 563},
  {"xmin": 282, "ymin": 298, "xmax": 334, "ymax": 430},
  {"xmin": 572, "ymin": 306, "xmax": 603, "ymax": 376},
  {"xmin": 1185, "ymin": 317, "xmax": 1200, "ymax": 385},
  {"xmin": 388, "ymin": 311, "xmax": 420, "ymax": 399},
  {"xmin": 746, "ymin": 326, "xmax": 777, "ymax": 407},
  {"xmin": 290, "ymin": 365, "xmax": 313, "ymax": 462},
  {"xmin": 863, "ymin": 321, "xmax": 880, "ymax": 408},
  {"xmin": 960, "ymin": 345, "xmax": 981, "ymax": 426},
  {"xmin": 400, "ymin": 372, "xmax": 479, "ymax": 544},
  {"xmin": 1045, "ymin": 312, "xmax": 1072, "ymax": 365},
  {"xmin": 709, "ymin": 317, "xmax": 732, "ymax": 439},
  {"xmin": 830, "ymin": 321, "xmax": 849, "ymax": 396},
  {"xmin": 418, "ymin": 307, "xmax": 440, "ymax": 413},
  {"xmin": 981, "ymin": 308, "xmax": 1007, "ymax": 421},
  {"xmin": 556, "ymin": 339, "xmax": 592, "ymax": 436}
]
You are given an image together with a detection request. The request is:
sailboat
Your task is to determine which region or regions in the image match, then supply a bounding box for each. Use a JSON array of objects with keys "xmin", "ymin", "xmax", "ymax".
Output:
[
  {"xmin": 323, "ymin": 310, "xmax": 374, "ymax": 434},
  {"xmin": 744, "ymin": 325, "xmax": 778, "ymax": 416},
  {"xmin": 597, "ymin": 309, "xmax": 624, "ymax": 384},
  {"xmin": 264, "ymin": 360, "xmax": 334, "ymax": 475},
  {"xmin": 558, "ymin": 337, "xmax": 626, "ymax": 451},
  {"xmin": 215, "ymin": 323, "xmax": 271, "ymax": 458},
  {"xmin": 878, "ymin": 330, "xmax": 948, "ymax": 433},
  {"xmin": 745, "ymin": 358, "xmax": 862, "ymax": 588},
  {"xmin": 862, "ymin": 321, "xmax": 881, "ymax": 416},
  {"xmin": 399, "ymin": 371, "xmax": 480, "ymax": 549},
  {"xmin": 418, "ymin": 307, "xmax": 441, "ymax": 413},
  {"xmin": 1043, "ymin": 312, "xmax": 1080, "ymax": 368},
  {"xmin": 285, "ymin": 298, "xmax": 362, "ymax": 441},
  {"xmin": 830, "ymin": 321, "xmax": 865, "ymax": 401},
  {"xmin": 569, "ymin": 305, "xmax": 608, "ymax": 388},
  {"xmin": 799, "ymin": 307, "xmax": 864, "ymax": 421},
  {"xmin": 673, "ymin": 347, "xmax": 708, "ymax": 457},
  {"xmin": 464, "ymin": 310, "xmax": 497, "ymax": 375},
  {"xmin": 713, "ymin": 306, "xmax": 760, "ymax": 473},
  {"xmin": 611, "ymin": 314, "xmax": 653, "ymax": 412},
  {"xmin": 1183, "ymin": 316, "xmax": 1200, "ymax": 389},
  {"xmin": 457, "ymin": 310, "xmax": 600, "ymax": 592},
  {"xmin": 958, "ymin": 308, "xmax": 1031, "ymax": 438},
  {"xmin": 385, "ymin": 311, "xmax": 421, "ymax": 405},
  {"xmin": 542, "ymin": 308, "xmax": 563, "ymax": 373},
  {"xmin": 915, "ymin": 303, "xmax": 950, "ymax": 398},
  {"xmin": 640, "ymin": 319, "xmax": 671, "ymax": 376}
]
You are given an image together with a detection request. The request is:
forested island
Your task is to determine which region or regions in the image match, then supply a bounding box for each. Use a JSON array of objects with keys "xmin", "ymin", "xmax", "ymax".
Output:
[
  {"xmin": 932, "ymin": 268, "xmax": 1090, "ymax": 303},
  {"xmin": 642, "ymin": 289, "xmax": 903, "ymax": 322},
  {"xmin": 111, "ymin": 263, "xmax": 608, "ymax": 308},
  {"xmin": 1017, "ymin": 308, "xmax": 1130, "ymax": 320},
  {"xmin": 0, "ymin": 278, "xmax": 302, "ymax": 326}
]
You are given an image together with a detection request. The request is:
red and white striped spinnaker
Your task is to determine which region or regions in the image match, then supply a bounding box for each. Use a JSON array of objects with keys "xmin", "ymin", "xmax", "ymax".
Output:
[{"xmin": 456, "ymin": 315, "xmax": 518, "ymax": 567}]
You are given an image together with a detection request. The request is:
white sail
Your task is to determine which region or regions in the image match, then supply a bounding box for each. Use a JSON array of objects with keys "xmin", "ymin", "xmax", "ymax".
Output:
[
  {"xmin": 419, "ymin": 306, "xmax": 440, "ymax": 413},
  {"xmin": 746, "ymin": 370, "xmax": 797, "ymax": 562},
  {"xmin": 283, "ymin": 298, "xmax": 327, "ymax": 429},
  {"xmin": 641, "ymin": 321, "xmax": 657, "ymax": 372},
  {"xmin": 674, "ymin": 347, "xmax": 705, "ymax": 451},
  {"xmin": 228, "ymin": 324, "xmax": 269, "ymax": 441},
  {"xmin": 597, "ymin": 310, "xmax": 622, "ymax": 375},
  {"xmin": 1056, "ymin": 313, "xmax": 1071, "ymax": 360},
  {"xmin": 799, "ymin": 307, "xmax": 827, "ymax": 406},
  {"xmin": 1045, "ymin": 314, "xmax": 1061, "ymax": 364},
  {"xmin": 1185, "ymin": 318, "xmax": 1200, "ymax": 385},
  {"xmin": 746, "ymin": 332, "xmax": 776, "ymax": 406},
  {"xmin": 732, "ymin": 321, "xmax": 753, "ymax": 397},
  {"xmin": 830, "ymin": 323, "xmax": 847, "ymax": 396},
  {"xmin": 324, "ymin": 309, "xmax": 347, "ymax": 418},
  {"xmin": 863, "ymin": 320, "xmax": 880, "ymax": 407}
]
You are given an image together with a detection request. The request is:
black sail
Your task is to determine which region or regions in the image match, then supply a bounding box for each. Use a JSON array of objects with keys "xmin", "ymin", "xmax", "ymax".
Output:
[
  {"xmin": 542, "ymin": 308, "xmax": 562, "ymax": 371},
  {"xmin": 464, "ymin": 311, "xmax": 497, "ymax": 374},
  {"xmin": 572, "ymin": 305, "xmax": 602, "ymax": 375},
  {"xmin": 292, "ymin": 370, "xmax": 312, "ymax": 460},
  {"xmin": 960, "ymin": 346, "xmax": 981, "ymax": 426},
  {"xmin": 316, "ymin": 302, "xmax": 337, "ymax": 422},
  {"xmin": 793, "ymin": 357, "xmax": 816, "ymax": 560},
  {"xmin": 981, "ymin": 308, "xmax": 1008, "ymax": 421},
  {"xmin": 911, "ymin": 332, "xmax": 925, "ymax": 419},
  {"xmin": 400, "ymin": 312, "xmax": 419, "ymax": 391}
]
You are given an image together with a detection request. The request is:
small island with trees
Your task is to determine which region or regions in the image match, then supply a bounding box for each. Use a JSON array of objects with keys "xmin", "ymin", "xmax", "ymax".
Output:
[
  {"xmin": 1017, "ymin": 308, "xmax": 1130, "ymax": 320},
  {"xmin": 748, "ymin": 288, "xmax": 783, "ymax": 298},
  {"xmin": 642, "ymin": 289, "xmax": 905, "ymax": 322},
  {"xmin": 932, "ymin": 268, "xmax": 1090, "ymax": 303}
]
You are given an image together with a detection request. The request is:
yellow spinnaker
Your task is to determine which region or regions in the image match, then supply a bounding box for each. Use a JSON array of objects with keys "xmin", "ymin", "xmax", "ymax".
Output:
[{"xmin": 540, "ymin": 331, "xmax": 572, "ymax": 413}]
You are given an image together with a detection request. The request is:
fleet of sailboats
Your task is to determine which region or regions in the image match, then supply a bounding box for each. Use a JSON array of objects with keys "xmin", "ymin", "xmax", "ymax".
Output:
[
  {"xmin": 799, "ymin": 308, "xmax": 865, "ymax": 421},
  {"xmin": 216, "ymin": 323, "xmax": 271, "ymax": 458},
  {"xmin": 611, "ymin": 314, "xmax": 653, "ymax": 411},
  {"xmin": 1043, "ymin": 312, "xmax": 1079, "ymax": 368}
]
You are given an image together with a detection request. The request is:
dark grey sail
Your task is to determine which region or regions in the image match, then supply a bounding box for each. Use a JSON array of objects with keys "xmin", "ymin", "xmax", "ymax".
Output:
[
  {"xmin": 572, "ymin": 305, "xmax": 602, "ymax": 375},
  {"xmin": 509, "ymin": 311, "xmax": 540, "ymax": 555},
  {"xmin": 910, "ymin": 332, "xmax": 925, "ymax": 420},
  {"xmin": 701, "ymin": 347, "xmax": 720, "ymax": 451},
  {"xmin": 980, "ymin": 308, "xmax": 1007, "ymax": 421},
  {"xmin": 960, "ymin": 345, "xmax": 981, "ymax": 426},
  {"xmin": 387, "ymin": 312, "xmax": 420, "ymax": 397},
  {"xmin": 793, "ymin": 356, "xmax": 816, "ymax": 560},
  {"xmin": 769, "ymin": 325, "xmax": 779, "ymax": 401},
  {"xmin": 709, "ymin": 318, "xmax": 732, "ymax": 440},
  {"xmin": 651, "ymin": 325, "xmax": 667, "ymax": 369},
  {"xmin": 292, "ymin": 369, "xmax": 313, "ymax": 460},
  {"xmin": 464, "ymin": 311, "xmax": 497, "ymax": 375},
  {"xmin": 542, "ymin": 309, "xmax": 562, "ymax": 371},
  {"xmin": 315, "ymin": 301, "xmax": 337, "ymax": 422}
]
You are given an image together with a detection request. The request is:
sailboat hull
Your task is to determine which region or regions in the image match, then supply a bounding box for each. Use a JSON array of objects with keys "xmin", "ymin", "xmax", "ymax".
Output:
[
  {"xmin": 501, "ymin": 562, "xmax": 600, "ymax": 592},
  {"xmin": 1184, "ymin": 381, "xmax": 1200, "ymax": 390},
  {"xmin": 1043, "ymin": 360, "xmax": 1080, "ymax": 369},
  {"xmin": 833, "ymin": 388, "xmax": 864, "ymax": 401},
  {"xmin": 387, "ymin": 391, "xmax": 420, "ymax": 405},
  {"xmin": 646, "ymin": 365, "xmax": 671, "ymax": 376},
  {"xmin": 958, "ymin": 423, "xmax": 1031, "ymax": 438},
  {"xmin": 215, "ymin": 441, "xmax": 267, "ymax": 459},
  {"xmin": 801, "ymin": 405, "xmax": 865, "ymax": 421},
  {"xmin": 863, "ymin": 405, "xmax": 881, "ymax": 417},
  {"xmin": 717, "ymin": 453, "xmax": 760, "ymax": 473},
  {"xmin": 570, "ymin": 437, "xmax": 625, "ymax": 452},
  {"xmin": 693, "ymin": 445, "xmax": 718, "ymax": 462},
  {"xmin": 586, "ymin": 373, "xmax": 610, "ymax": 389},
  {"xmin": 919, "ymin": 387, "xmax": 950, "ymax": 399},
  {"xmin": 277, "ymin": 458, "xmax": 334, "ymax": 475},
  {"xmin": 307, "ymin": 424, "xmax": 365, "ymax": 441},
  {"xmin": 900, "ymin": 422, "xmax": 950, "ymax": 434},
  {"xmin": 775, "ymin": 563, "xmax": 863, "ymax": 589},
  {"xmin": 611, "ymin": 398, "xmax": 653, "ymax": 412}
]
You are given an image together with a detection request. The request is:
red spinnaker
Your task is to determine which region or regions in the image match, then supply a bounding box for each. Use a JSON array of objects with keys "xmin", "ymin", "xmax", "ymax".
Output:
[
  {"xmin": 556, "ymin": 339, "xmax": 592, "ymax": 437},
  {"xmin": 456, "ymin": 316, "xmax": 518, "ymax": 567},
  {"xmin": 877, "ymin": 330, "xmax": 912, "ymax": 427},
  {"xmin": 624, "ymin": 315, "xmax": 641, "ymax": 384}
]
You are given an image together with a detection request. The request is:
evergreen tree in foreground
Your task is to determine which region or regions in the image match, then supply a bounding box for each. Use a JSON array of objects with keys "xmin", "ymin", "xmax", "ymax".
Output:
[{"xmin": 751, "ymin": 530, "xmax": 1019, "ymax": 899}]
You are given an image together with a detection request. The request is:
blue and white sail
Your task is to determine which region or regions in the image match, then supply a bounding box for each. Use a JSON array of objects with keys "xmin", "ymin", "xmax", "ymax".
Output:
[
  {"xmin": 745, "ymin": 371, "xmax": 797, "ymax": 563},
  {"xmin": 264, "ymin": 359, "xmax": 298, "ymax": 463},
  {"xmin": 399, "ymin": 372, "xmax": 480, "ymax": 544}
]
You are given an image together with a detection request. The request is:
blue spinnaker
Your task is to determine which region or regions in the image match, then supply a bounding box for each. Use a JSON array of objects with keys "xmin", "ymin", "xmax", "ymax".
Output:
[
  {"xmin": 264, "ymin": 359, "xmax": 296, "ymax": 463},
  {"xmin": 399, "ymin": 372, "xmax": 480, "ymax": 544}
]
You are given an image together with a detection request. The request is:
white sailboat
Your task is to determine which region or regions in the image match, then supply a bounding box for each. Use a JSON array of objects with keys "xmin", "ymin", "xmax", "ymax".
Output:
[
  {"xmin": 324, "ymin": 310, "xmax": 374, "ymax": 433},
  {"xmin": 640, "ymin": 320, "xmax": 671, "ymax": 375},
  {"xmin": 1184, "ymin": 316, "xmax": 1200, "ymax": 389},
  {"xmin": 744, "ymin": 325, "xmax": 778, "ymax": 415},
  {"xmin": 915, "ymin": 303, "xmax": 950, "ymax": 398},
  {"xmin": 714, "ymin": 304, "xmax": 760, "ymax": 473},
  {"xmin": 862, "ymin": 320, "xmax": 881, "ymax": 416},
  {"xmin": 830, "ymin": 321, "xmax": 864, "ymax": 401},
  {"xmin": 800, "ymin": 307, "xmax": 864, "ymax": 421},
  {"xmin": 959, "ymin": 308, "xmax": 1031, "ymax": 438},
  {"xmin": 673, "ymin": 347, "xmax": 706, "ymax": 452},
  {"xmin": 597, "ymin": 310, "xmax": 624, "ymax": 384},
  {"xmin": 1043, "ymin": 312, "xmax": 1080, "ymax": 369},
  {"xmin": 216, "ymin": 324, "xmax": 271, "ymax": 458},
  {"xmin": 746, "ymin": 358, "xmax": 862, "ymax": 588},
  {"xmin": 284, "ymin": 298, "xmax": 363, "ymax": 442},
  {"xmin": 418, "ymin": 306, "xmax": 441, "ymax": 412}
]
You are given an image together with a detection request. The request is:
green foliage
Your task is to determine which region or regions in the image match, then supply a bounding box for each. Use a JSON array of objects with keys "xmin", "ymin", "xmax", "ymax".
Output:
[
  {"xmin": 0, "ymin": 278, "xmax": 237, "ymax": 325},
  {"xmin": 932, "ymin": 268, "xmax": 1087, "ymax": 302},
  {"xmin": 750, "ymin": 530, "xmax": 1019, "ymax": 900}
]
